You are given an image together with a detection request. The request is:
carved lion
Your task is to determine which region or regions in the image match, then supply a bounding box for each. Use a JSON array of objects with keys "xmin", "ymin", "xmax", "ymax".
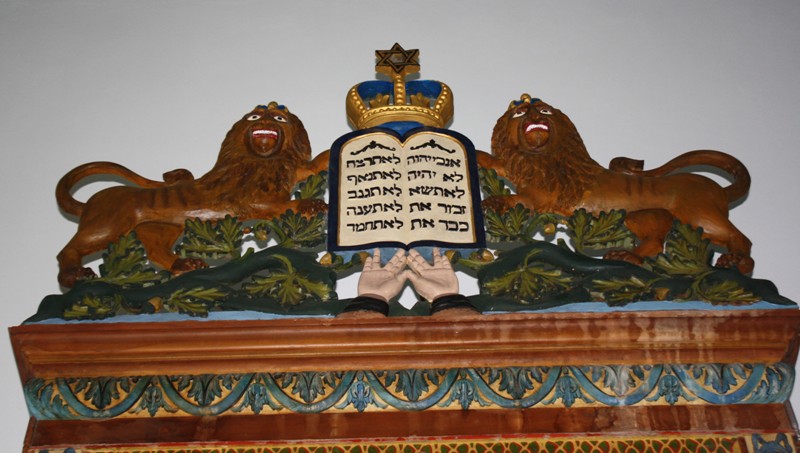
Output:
[
  {"xmin": 478, "ymin": 94, "xmax": 754, "ymax": 273},
  {"xmin": 56, "ymin": 102, "xmax": 328, "ymax": 287}
]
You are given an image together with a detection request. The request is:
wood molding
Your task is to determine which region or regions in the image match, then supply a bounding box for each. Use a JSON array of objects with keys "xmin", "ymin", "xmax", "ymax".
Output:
[
  {"xmin": 24, "ymin": 404, "xmax": 796, "ymax": 449},
  {"xmin": 11, "ymin": 308, "xmax": 800, "ymax": 382}
]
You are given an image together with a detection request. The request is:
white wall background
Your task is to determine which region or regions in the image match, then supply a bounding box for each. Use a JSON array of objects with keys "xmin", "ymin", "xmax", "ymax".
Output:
[{"xmin": 1, "ymin": 1, "xmax": 799, "ymax": 448}]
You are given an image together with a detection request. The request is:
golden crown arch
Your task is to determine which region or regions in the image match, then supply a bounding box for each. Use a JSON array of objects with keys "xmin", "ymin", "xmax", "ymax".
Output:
[
  {"xmin": 346, "ymin": 43, "xmax": 454, "ymax": 130},
  {"xmin": 329, "ymin": 43, "xmax": 484, "ymax": 253}
]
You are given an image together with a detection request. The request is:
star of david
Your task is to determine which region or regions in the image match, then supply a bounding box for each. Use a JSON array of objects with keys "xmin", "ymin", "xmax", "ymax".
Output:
[{"xmin": 375, "ymin": 43, "xmax": 420, "ymax": 77}]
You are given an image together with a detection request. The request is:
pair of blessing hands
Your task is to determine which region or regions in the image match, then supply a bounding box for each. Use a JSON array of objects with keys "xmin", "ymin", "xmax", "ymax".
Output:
[{"xmin": 357, "ymin": 248, "xmax": 458, "ymax": 303}]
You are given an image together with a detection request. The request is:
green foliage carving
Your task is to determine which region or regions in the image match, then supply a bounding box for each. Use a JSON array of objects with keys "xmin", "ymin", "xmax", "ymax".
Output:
[
  {"xmin": 485, "ymin": 367, "xmax": 546, "ymax": 400},
  {"xmin": 31, "ymin": 241, "xmax": 340, "ymax": 322},
  {"xmin": 688, "ymin": 364, "xmax": 749, "ymax": 394},
  {"xmin": 174, "ymin": 374, "xmax": 235, "ymax": 406},
  {"xmin": 317, "ymin": 250, "xmax": 369, "ymax": 273},
  {"xmin": 482, "ymin": 249, "xmax": 573, "ymax": 302},
  {"xmin": 591, "ymin": 276, "xmax": 658, "ymax": 305},
  {"xmin": 586, "ymin": 365, "xmax": 646, "ymax": 396},
  {"xmin": 96, "ymin": 233, "xmax": 164, "ymax": 287},
  {"xmin": 252, "ymin": 210, "xmax": 326, "ymax": 249},
  {"xmin": 233, "ymin": 374, "xmax": 281, "ymax": 414},
  {"xmin": 478, "ymin": 168, "xmax": 512, "ymax": 197},
  {"xmin": 243, "ymin": 254, "xmax": 332, "ymax": 306},
  {"xmin": 484, "ymin": 205, "xmax": 561, "ymax": 244},
  {"xmin": 545, "ymin": 373, "xmax": 591, "ymax": 407},
  {"xmin": 25, "ymin": 379, "xmax": 73, "ymax": 419},
  {"xmin": 690, "ymin": 279, "xmax": 760, "ymax": 305},
  {"xmin": 275, "ymin": 371, "xmax": 342, "ymax": 404},
  {"xmin": 133, "ymin": 382, "xmax": 177, "ymax": 416},
  {"xmin": 438, "ymin": 375, "xmax": 493, "ymax": 409},
  {"xmin": 164, "ymin": 287, "xmax": 228, "ymax": 316},
  {"xmin": 484, "ymin": 205, "xmax": 534, "ymax": 243},
  {"xmin": 646, "ymin": 222, "xmax": 712, "ymax": 276},
  {"xmin": 245, "ymin": 172, "xmax": 328, "ymax": 248},
  {"xmin": 647, "ymin": 373, "xmax": 695, "ymax": 404},
  {"xmin": 449, "ymin": 249, "xmax": 495, "ymax": 272},
  {"xmin": 471, "ymin": 233, "xmax": 784, "ymax": 309},
  {"xmin": 294, "ymin": 171, "xmax": 328, "ymax": 200},
  {"xmin": 63, "ymin": 294, "xmax": 122, "ymax": 320},
  {"xmin": 380, "ymin": 369, "xmax": 443, "ymax": 402},
  {"xmin": 568, "ymin": 209, "xmax": 634, "ymax": 254},
  {"xmin": 484, "ymin": 207, "xmax": 521, "ymax": 243},
  {"xmin": 71, "ymin": 377, "xmax": 133, "ymax": 410},
  {"xmin": 176, "ymin": 215, "xmax": 243, "ymax": 260}
]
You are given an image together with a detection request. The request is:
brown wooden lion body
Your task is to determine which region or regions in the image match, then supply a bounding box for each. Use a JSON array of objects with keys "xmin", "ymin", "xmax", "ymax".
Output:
[
  {"xmin": 479, "ymin": 96, "xmax": 754, "ymax": 273},
  {"xmin": 56, "ymin": 104, "xmax": 328, "ymax": 287}
]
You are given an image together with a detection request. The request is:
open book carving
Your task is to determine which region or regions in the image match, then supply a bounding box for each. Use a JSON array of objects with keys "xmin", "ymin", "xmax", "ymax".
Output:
[{"xmin": 328, "ymin": 127, "xmax": 485, "ymax": 251}]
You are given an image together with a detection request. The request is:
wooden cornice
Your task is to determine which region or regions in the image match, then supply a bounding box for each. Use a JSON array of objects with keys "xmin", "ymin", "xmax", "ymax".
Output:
[
  {"xmin": 11, "ymin": 308, "xmax": 800, "ymax": 383},
  {"xmin": 25, "ymin": 404, "xmax": 796, "ymax": 447}
]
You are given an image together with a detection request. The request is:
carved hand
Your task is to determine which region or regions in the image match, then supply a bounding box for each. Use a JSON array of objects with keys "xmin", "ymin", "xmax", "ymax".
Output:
[
  {"xmin": 404, "ymin": 248, "xmax": 459, "ymax": 302},
  {"xmin": 357, "ymin": 249, "xmax": 408, "ymax": 302}
]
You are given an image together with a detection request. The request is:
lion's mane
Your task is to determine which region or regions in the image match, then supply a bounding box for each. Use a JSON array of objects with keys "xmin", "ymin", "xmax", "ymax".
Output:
[
  {"xmin": 491, "ymin": 108, "xmax": 602, "ymax": 213},
  {"xmin": 203, "ymin": 110, "xmax": 312, "ymax": 199}
]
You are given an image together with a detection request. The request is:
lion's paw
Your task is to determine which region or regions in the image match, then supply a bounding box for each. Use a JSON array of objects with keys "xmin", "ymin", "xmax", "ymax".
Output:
[
  {"xmin": 481, "ymin": 196, "xmax": 511, "ymax": 214},
  {"xmin": 58, "ymin": 266, "xmax": 97, "ymax": 288},
  {"xmin": 297, "ymin": 199, "xmax": 328, "ymax": 216},
  {"xmin": 603, "ymin": 250, "xmax": 644, "ymax": 266},
  {"xmin": 171, "ymin": 258, "xmax": 209, "ymax": 275},
  {"xmin": 715, "ymin": 253, "xmax": 754, "ymax": 275}
]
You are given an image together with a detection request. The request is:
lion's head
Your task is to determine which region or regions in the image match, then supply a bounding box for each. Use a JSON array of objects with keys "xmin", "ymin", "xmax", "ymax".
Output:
[
  {"xmin": 492, "ymin": 95, "xmax": 590, "ymax": 159},
  {"xmin": 491, "ymin": 94, "xmax": 601, "ymax": 211},
  {"xmin": 216, "ymin": 102, "xmax": 311, "ymax": 165},
  {"xmin": 206, "ymin": 103, "xmax": 313, "ymax": 194}
]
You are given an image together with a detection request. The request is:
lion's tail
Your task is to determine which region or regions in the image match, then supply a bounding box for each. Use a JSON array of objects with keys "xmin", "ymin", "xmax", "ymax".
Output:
[
  {"xmin": 609, "ymin": 150, "xmax": 751, "ymax": 203},
  {"xmin": 56, "ymin": 161, "xmax": 167, "ymax": 216}
]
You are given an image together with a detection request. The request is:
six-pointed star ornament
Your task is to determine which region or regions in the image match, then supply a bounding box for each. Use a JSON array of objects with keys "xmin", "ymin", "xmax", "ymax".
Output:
[{"xmin": 375, "ymin": 43, "xmax": 420, "ymax": 77}]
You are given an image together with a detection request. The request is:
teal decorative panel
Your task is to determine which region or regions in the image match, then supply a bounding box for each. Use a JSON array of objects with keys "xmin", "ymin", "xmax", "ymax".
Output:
[{"xmin": 25, "ymin": 362, "xmax": 793, "ymax": 420}]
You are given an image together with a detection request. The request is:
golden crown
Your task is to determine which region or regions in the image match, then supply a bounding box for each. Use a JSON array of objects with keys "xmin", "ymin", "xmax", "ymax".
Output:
[{"xmin": 346, "ymin": 43, "xmax": 454, "ymax": 130}]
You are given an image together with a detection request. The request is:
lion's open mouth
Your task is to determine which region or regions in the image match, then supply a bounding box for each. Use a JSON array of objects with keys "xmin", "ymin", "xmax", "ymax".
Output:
[
  {"xmin": 523, "ymin": 120, "xmax": 550, "ymax": 148},
  {"xmin": 525, "ymin": 123, "xmax": 548, "ymax": 133},
  {"xmin": 252, "ymin": 129, "xmax": 278, "ymax": 138},
  {"xmin": 250, "ymin": 126, "xmax": 280, "ymax": 156}
]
